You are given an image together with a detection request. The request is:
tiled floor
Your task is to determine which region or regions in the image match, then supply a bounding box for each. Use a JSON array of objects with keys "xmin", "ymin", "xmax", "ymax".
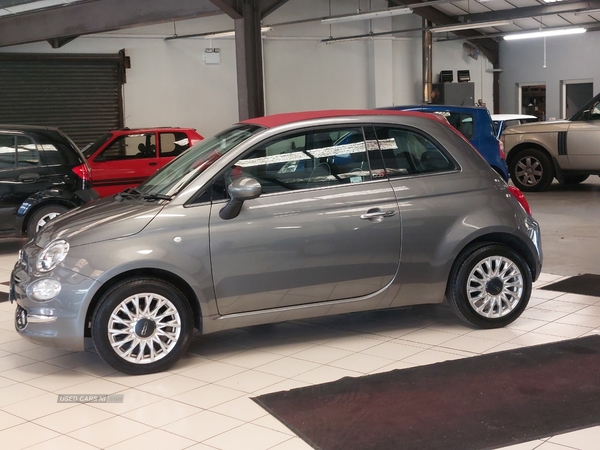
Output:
[{"xmin": 1, "ymin": 245, "xmax": 599, "ymax": 449}]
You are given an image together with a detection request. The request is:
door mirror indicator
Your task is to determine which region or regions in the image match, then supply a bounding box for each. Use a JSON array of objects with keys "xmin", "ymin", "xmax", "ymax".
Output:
[{"xmin": 219, "ymin": 177, "xmax": 262, "ymax": 220}]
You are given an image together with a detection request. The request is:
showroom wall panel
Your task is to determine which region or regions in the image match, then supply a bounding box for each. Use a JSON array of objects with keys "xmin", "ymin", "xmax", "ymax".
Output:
[
  {"xmin": 0, "ymin": 0, "xmax": 490, "ymax": 138},
  {"xmin": 500, "ymin": 33, "xmax": 598, "ymax": 119}
]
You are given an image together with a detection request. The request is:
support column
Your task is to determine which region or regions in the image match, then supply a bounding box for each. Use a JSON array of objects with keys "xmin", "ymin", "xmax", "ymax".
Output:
[
  {"xmin": 422, "ymin": 18, "xmax": 432, "ymax": 103},
  {"xmin": 234, "ymin": 1, "xmax": 265, "ymax": 120}
]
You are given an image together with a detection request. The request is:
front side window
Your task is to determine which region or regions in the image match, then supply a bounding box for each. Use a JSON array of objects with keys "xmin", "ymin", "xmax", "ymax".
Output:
[
  {"xmin": 215, "ymin": 127, "xmax": 372, "ymax": 197},
  {"xmin": 590, "ymin": 100, "xmax": 600, "ymax": 120},
  {"xmin": 98, "ymin": 133, "xmax": 156, "ymax": 161},
  {"xmin": 374, "ymin": 126, "xmax": 455, "ymax": 176}
]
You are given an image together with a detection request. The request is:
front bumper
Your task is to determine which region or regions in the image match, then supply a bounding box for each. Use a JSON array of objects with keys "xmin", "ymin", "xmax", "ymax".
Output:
[{"xmin": 11, "ymin": 243, "xmax": 98, "ymax": 351}]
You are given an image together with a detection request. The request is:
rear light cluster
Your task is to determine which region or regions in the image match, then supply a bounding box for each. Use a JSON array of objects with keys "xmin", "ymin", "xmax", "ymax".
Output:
[
  {"xmin": 72, "ymin": 163, "xmax": 92, "ymax": 182},
  {"xmin": 498, "ymin": 139, "xmax": 506, "ymax": 160},
  {"xmin": 507, "ymin": 185, "xmax": 532, "ymax": 216}
]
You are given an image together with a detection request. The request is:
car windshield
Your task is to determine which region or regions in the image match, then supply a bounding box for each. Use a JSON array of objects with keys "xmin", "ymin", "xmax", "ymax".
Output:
[
  {"xmin": 136, "ymin": 124, "xmax": 262, "ymax": 197},
  {"xmin": 82, "ymin": 133, "xmax": 112, "ymax": 158}
]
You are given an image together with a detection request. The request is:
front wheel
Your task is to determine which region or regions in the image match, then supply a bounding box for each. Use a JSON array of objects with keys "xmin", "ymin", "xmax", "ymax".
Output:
[
  {"xmin": 92, "ymin": 278, "xmax": 194, "ymax": 375},
  {"xmin": 447, "ymin": 244, "xmax": 532, "ymax": 329},
  {"xmin": 509, "ymin": 149, "xmax": 554, "ymax": 192}
]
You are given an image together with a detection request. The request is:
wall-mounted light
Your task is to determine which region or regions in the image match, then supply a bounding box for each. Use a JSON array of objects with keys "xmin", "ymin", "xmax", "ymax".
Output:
[
  {"xmin": 321, "ymin": 7, "xmax": 413, "ymax": 24},
  {"xmin": 203, "ymin": 26, "xmax": 273, "ymax": 39},
  {"xmin": 431, "ymin": 20, "xmax": 513, "ymax": 33},
  {"xmin": 504, "ymin": 27, "xmax": 586, "ymax": 40}
]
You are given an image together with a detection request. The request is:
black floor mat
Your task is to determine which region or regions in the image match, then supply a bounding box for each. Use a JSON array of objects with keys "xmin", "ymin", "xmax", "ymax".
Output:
[
  {"xmin": 0, "ymin": 291, "xmax": 8, "ymax": 303},
  {"xmin": 254, "ymin": 335, "xmax": 600, "ymax": 450},
  {"xmin": 541, "ymin": 273, "xmax": 600, "ymax": 297}
]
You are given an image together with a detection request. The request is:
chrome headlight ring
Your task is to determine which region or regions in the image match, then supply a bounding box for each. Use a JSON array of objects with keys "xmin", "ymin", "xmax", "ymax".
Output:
[{"xmin": 36, "ymin": 239, "xmax": 70, "ymax": 273}]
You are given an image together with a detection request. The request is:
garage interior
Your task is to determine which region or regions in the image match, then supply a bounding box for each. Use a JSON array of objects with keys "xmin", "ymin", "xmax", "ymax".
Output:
[{"xmin": 1, "ymin": 0, "xmax": 600, "ymax": 449}]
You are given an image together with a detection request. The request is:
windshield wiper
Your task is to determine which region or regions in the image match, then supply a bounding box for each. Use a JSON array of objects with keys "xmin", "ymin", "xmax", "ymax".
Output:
[
  {"xmin": 114, "ymin": 188, "xmax": 142, "ymax": 201},
  {"xmin": 139, "ymin": 193, "xmax": 173, "ymax": 201}
]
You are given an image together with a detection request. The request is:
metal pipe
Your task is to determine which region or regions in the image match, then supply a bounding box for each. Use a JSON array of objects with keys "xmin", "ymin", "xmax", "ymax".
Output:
[{"xmin": 422, "ymin": 18, "xmax": 432, "ymax": 104}]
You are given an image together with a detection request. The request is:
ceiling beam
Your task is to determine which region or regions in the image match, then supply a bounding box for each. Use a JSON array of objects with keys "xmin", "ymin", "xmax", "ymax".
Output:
[
  {"xmin": 260, "ymin": 0, "xmax": 292, "ymax": 18},
  {"xmin": 389, "ymin": 0, "xmax": 498, "ymax": 64},
  {"xmin": 0, "ymin": 0, "xmax": 222, "ymax": 47},
  {"xmin": 457, "ymin": 0, "xmax": 600, "ymax": 23},
  {"xmin": 210, "ymin": 0, "xmax": 242, "ymax": 19}
]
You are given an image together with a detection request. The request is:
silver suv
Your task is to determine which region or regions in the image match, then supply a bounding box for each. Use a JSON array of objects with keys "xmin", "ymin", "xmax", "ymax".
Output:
[
  {"xmin": 11, "ymin": 110, "xmax": 542, "ymax": 374},
  {"xmin": 503, "ymin": 92, "xmax": 600, "ymax": 191}
]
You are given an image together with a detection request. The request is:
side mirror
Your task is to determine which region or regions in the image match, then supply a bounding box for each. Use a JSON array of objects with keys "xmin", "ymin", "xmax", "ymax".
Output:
[{"xmin": 219, "ymin": 177, "xmax": 262, "ymax": 220}]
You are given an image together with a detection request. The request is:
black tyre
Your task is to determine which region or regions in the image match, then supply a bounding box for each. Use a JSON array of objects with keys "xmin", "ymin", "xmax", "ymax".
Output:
[
  {"xmin": 27, "ymin": 204, "xmax": 69, "ymax": 238},
  {"xmin": 92, "ymin": 278, "xmax": 194, "ymax": 375},
  {"xmin": 509, "ymin": 148, "xmax": 554, "ymax": 192},
  {"xmin": 447, "ymin": 244, "xmax": 532, "ymax": 329},
  {"xmin": 559, "ymin": 174, "xmax": 589, "ymax": 185}
]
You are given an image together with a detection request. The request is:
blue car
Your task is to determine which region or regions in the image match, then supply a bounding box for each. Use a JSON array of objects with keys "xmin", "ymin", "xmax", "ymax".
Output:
[{"xmin": 381, "ymin": 105, "xmax": 509, "ymax": 181}]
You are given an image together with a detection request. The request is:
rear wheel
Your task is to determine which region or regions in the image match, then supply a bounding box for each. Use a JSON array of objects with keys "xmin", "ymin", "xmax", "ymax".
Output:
[
  {"xmin": 26, "ymin": 204, "xmax": 69, "ymax": 238},
  {"xmin": 447, "ymin": 244, "xmax": 532, "ymax": 329},
  {"xmin": 509, "ymin": 148, "xmax": 554, "ymax": 191},
  {"xmin": 92, "ymin": 278, "xmax": 194, "ymax": 375}
]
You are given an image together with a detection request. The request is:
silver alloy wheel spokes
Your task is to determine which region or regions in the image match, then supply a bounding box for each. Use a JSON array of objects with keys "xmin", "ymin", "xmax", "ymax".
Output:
[
  {"xmin": 515, "ymin": 156, "xmax": 543, "ymax": 186},
  {"xmin": 108, "ymin": 293, "xmax": 182, "ymax": 364},
  {"xmin": 467, "ymin": 256, "xmax": 524, "ymax": 318},
  {"xmin": 36, "ymin": 212, "xmax": 62, "ymax": 232}
]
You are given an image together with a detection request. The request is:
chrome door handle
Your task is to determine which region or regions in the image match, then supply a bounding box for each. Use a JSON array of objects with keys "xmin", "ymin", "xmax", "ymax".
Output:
[{"xmin": 360, "ymin": 209, "xmax": 396, "ymax": 221}]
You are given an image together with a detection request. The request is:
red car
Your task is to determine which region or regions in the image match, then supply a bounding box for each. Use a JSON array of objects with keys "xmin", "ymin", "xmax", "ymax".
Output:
[{"xmin": 82, "ymin": 127, "xmax": 203, "ymax": 197}]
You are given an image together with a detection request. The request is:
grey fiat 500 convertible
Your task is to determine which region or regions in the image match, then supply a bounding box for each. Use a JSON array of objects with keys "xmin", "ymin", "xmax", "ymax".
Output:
[{"xmin": 11, "ymin": 110, "xmax": 542, "ymax": 374}]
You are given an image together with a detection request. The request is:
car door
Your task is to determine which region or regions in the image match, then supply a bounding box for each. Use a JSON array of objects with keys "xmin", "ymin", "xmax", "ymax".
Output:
[
  {"xmin": 157, "ymin": 131, "xmax": 191, "ymax": 168},
  {"xmin": 0, "ymin": 133, "xmax": 49, "ymax": 234},
  {"xmin": 565, "ymin": 98, "xmax": 600, "ymax": 169},
  {"xmin": 208, "ymin": 125, "xmax": 401, "ymax": 315},
  {"xmin": 89, "ymin": 132, "xmax": 158, "ymax": 197}
]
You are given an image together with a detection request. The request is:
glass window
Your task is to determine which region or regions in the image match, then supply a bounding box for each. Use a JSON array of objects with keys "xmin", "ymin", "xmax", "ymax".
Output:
[
  {"xmin": 374, "ymin": 127, "xmax": 455, "ymax": 176},
  {"xmin": 159, "ymin": 132, "xmax": 190, "ymax": 157},
  {"xmin": 435, "ymin": 112, "xmax": 474, "ymax": 140},
  {"xmin": 590, "ymin": 100, "xmax": 600, "ymax": 120},
  {"xmin": 16, "ymin": 136, "xmax": 39, "ymax": 167},
  {"xmin": 98, "ymin": 133, "xmax": 156, "ymax": 161},
  {"xmin": 0, "ymin": 135, "xmax": 15, "ymax": 169},
  {"xmin": 216, "ymin": 127, "xmax": 372, "ymax": 197}
]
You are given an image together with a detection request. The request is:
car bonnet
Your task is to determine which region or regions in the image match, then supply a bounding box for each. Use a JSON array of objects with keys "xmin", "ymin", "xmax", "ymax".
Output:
[{"xmin": 35, "ymin": 197, "xmax": 165, "ymax": 248}]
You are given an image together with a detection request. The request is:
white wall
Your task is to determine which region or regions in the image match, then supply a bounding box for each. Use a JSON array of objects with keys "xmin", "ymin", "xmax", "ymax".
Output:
[
  {"xmin": 0, "ymin": 0, "xmax": 489, "ymax": 137},
  {"xmin": 499, "ymin": 32, "xmax": 599, "ymax": 119}
]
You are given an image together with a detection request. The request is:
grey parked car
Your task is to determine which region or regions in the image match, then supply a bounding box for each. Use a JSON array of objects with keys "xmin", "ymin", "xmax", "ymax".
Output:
[{"xmin": 11, "ymin": 110, "xmax": 542, "ymax": 374}]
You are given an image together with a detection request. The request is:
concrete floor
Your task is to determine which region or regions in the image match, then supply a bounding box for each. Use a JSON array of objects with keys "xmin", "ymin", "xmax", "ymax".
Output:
[{"xmin": 525, "ymin": 176, "xmax": 600, "ymax": 277}]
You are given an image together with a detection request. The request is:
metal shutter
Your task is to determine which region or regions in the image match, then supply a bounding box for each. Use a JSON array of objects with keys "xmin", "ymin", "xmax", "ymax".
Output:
[{"xmin": 0, "ymin": 52, "xmax": 125, "ymax": 149}]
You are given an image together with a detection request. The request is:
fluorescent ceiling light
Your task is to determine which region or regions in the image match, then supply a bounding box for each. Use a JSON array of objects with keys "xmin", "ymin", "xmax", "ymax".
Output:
[
  {"xmin": 321, "ymin": 7, "xmax": 413, "ymax": 24},
  {"xmin": 204, "ymin": 27, "xmax": 273, "ymax": 39},
  {"xmin": 574, "ymin": 8, "xmax": 600, "ymax": 15},
  {"xmin": 504, "ymin": 27, "xmax": 586, "ymax": 40},
  {"xmin": 431, "ymin": 20, "xmax": 513, "ymax": 33}
]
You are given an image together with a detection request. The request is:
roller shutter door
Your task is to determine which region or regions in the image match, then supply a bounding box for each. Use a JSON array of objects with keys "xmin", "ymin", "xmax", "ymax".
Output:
[{"xmin": 0, "ymin": 52, "xmax": 125, "ymax": 148}]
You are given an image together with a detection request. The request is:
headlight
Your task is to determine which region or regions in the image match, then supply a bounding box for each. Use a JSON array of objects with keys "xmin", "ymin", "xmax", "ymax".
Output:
[
  {"xmin": 28, "ymin": 278, "xmax": 62, "ymax": 302},
  {"xmin": 36, "ymin": 239, "xmax": 69, "ymax": 273}
]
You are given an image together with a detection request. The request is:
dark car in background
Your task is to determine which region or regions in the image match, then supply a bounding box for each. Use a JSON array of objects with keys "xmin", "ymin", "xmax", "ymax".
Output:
[
  {"xmin": 382, "ymin": 105, "xmax": 509, "ymax": 180},
  {"xmin": 82, "ymin": 127, "xmax": 203, "ymax": 197},
  {"xmin": 11, "ymin": 110, "xmax": 541, "ymax": 375},
  {"xmin": 0, "ymin": 125, "xmax": 97, "ymax": 238}
]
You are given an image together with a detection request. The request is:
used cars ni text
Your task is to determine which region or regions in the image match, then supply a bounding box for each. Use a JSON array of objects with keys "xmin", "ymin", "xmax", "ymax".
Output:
[
  {"xmin": 11, "ymin": 110, "xmax": 542, "ymax": 374},
  {"xmin": 503, "ymin": 92, "xmax": 600, "ymax": 191}
]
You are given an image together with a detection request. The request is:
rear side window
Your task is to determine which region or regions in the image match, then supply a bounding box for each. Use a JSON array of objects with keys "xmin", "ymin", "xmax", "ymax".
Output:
[
  {"xmin": 0, "ymin": 134, "xmax": 39, "ymax": 168},
  {"xmin": 36, "ymin": 130, "xmax": 83, "ymax": 166},
  {"xmin": 438, "ymin": 112, "xmax": 474, "ymax": 140},
  {"xmin": 374, "ymin": 126, "xmax": 456, "ymax": 176},
  {"xmin": 159, "ymin": 132, "xmax": 190, "ymax": 157}
]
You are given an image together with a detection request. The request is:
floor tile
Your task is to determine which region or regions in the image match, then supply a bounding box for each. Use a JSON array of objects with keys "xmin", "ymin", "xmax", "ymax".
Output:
[
  {"xmin": 172, "ymin": 383, "xmax": 246, "ymax": 409},
  {"xmin": 547, "ymin": 425, "xmax": 600, "ymax": 449},
  {"xmin": 2, "ymin": 392, "xmax": 77, "ymax": 421},
  {"xmin": 0, "ymin": 409, "xmax": 25, "ymax": 432},
  {"xmin": 33, "ymin": 403, "xmax": 115, "ymax": 434},
  {"xmin": 105, "ymin": 428, "xmax": 195, "ymax": 450},
  {"xmin": 0, "ymin": 422, "xmax": 60, "ymax": 450},
  {"xmin": 122, "ymin": 398, "xmax": 202, "ymax": 428},
  {"xmin": 215, "ymin": 369, "xmax": 287, "ymax": 393},
  {"xmin": 68, "ymin": 416, "xmax": 153, "ymax": 448},
  {"xmin": 162, "ymin": 410, "xmax": 243, "ymax": 442},
  {"xmin": 203, "ymin": 423, "xmax": 291, "ymax": 450},
  {"xmin": 25, "ymin": 435, "xmax": 99, "ymax": 450},
  {"xmin": 136, "ymin": 373, "xmax": 207, "ymax": 397},
  {"xmin": 210, "ymin": 396, "xmax": 269, "ymax": 422}
]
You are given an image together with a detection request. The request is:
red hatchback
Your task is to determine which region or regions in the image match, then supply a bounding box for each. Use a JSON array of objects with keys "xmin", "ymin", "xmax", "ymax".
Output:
[{"xmin": 82, "ymin": 127, "xmax": 203, "ymax": 197}]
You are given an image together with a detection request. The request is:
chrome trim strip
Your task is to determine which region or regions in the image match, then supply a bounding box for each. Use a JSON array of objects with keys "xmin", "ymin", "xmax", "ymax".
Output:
[{"xmin": 27, "ymin": 314, "xmax": 58, "ymax": 323}]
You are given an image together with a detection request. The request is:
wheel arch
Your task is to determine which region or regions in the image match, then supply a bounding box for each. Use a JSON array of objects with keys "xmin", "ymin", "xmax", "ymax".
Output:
[
  {"xmin": 446, "ymin": 232, "xmax": 538, "ymax": 295},
  {"xmin": 506, "ymin": 142, "xmax": 551, "ymax": 168},
  {"xmin": 18, "ymin": 197, "xmax": 77, "ymax": 236},
  {"xmin": 84, "ymin": 268, "xmax": 203, "ymax": 337}
]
